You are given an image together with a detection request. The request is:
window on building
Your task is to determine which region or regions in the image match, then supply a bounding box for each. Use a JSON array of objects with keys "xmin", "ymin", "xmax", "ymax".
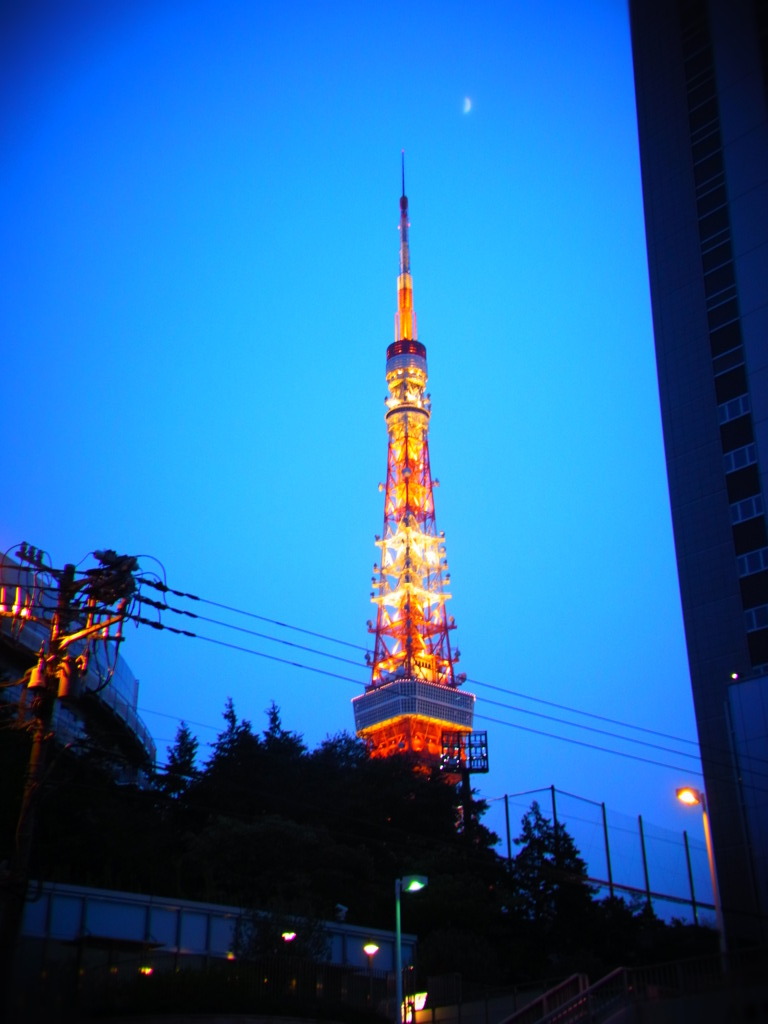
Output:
[
  {"xmin": 724, "ymin": 444, "xmax": 757, "ymax": 474},
  {"xmin": 744, "ymin": 605, "xmax": 768, "ymax": 632},
  {"xmin": 731, "ymin": 494, "xmax": 765, "ymax": 525},
  {"xmin": 718, "ymin": 394, "xmax": 750, "ymax": 424},
  {"xmin": 737, "ymin": 547, "xmax": 768, "ymax": 577}
]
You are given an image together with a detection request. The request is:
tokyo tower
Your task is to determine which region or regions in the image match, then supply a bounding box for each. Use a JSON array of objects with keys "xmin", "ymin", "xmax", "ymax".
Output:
[{"xmin": 352, "ymin": 168, "xmax": 475, "ymax": 762}]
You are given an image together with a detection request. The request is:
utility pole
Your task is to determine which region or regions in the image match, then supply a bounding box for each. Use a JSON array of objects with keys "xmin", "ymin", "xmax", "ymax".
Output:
[{"xmin": 0, "ymin": 543, "xmax": 140, "ymax": 1005}]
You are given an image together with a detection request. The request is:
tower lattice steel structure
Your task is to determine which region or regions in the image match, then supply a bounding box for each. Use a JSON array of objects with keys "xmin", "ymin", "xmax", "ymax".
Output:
[{"xmin": 352, "ymin": 174, "xmax": 475, "ymax": 761}]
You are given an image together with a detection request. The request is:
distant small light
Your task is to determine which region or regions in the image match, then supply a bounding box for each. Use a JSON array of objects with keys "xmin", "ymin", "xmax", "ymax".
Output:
[
  {"xmin": 226, "ymin": 951, "xmax": 236, "ymax": 960},
  {"xmin": 730, "ymin": 672, "xmax": 739, "ymax": 680},
  {"xmin": 282, "ymin": 931, "xmax": 297, "ymax": 942},
  {"xmin": 363, "ymin": 942, "xmax": 380, "ymax": 957},
  {"xmin": 139, "ymin": 966, "xmax": 153, "ymax": 976}
]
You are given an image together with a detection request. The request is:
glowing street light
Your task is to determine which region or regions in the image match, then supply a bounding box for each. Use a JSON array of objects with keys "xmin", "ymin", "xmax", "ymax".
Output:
[
  {"xmin": 363, "ymin": 942, "xmax": 380, "ymax": 1005},
  {"xmin": 676, "ymin": 786, "xmax": 701, "ymax": 807},
  {"xmin": 676, "ymin": 786, "xmax": 726, "ymax": 954},
  {"xmin": 395, "ymin": 876, "xmax": 427, "ymax": 1024},
  {"xmin": 363, "ymin": 941, "xmax": 380, "ymax": 964}
]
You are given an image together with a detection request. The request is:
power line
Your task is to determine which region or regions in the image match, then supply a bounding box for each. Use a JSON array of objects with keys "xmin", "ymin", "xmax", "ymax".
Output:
[
  {"xmin": 128, "ymin": 613, "xmax": 365, "ymax": 688},
  {"xmin": 158, "ymin": 590, "xmax": 768, "ymax": 786},
  {"xmin": 11, "ymin": 568, "xmax": 761, "ymax": 784},
  {"xmin": 128, "ymin": 632, "xmax": 704, "ymax": 778},
  {"xmin": 466, "ymin": 676, "xmax": 700, "ymax": 748},
  {"xmin": 477, "ymin": 694, "xmax": 703, "ymax": 764},
  {"xmin": 0, "ymin": 558, "xmax": 741, "ymax": 783},
  {"xmin": 5, "ymin": 590, "xmax": 759, "ymax": 789},
  {"xmin": 123, "ymin": 608, "xmax": 725, "ymax": 776},
  {"xmin": 135, "ymin": 583, "xmax": 703, "ymax": 750},
  {"xmin": 473, "ymin": 711, "xmax": 703, "ymax": 777},
  {"xmin": 128, "ymin": 610, "xmax": 715, "ymax": 773},
  {"xmin": 476, "ymin": 707, "xmax": 768, "ymax": 795},
  {"xmin": 135, "ymin": 594, "xmax": 364, "ymax": 669},
  {"xmin": 140, "ymin": 578, "xmax": 368, "ymax": 652}
]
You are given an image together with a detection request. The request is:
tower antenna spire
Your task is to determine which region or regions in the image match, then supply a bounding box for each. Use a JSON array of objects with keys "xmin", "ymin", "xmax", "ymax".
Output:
[{"xmin": 398, "ymin": 154, "xmax": 411, "ymax": 295}]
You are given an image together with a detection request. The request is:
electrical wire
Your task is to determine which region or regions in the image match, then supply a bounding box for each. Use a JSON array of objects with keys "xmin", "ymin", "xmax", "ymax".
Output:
[
  {"xmin": 162, "ymin": 592, "xmax": 768, "ymax": 785},
  {"xmin": 128, "ymin": 613, "xmax": 365, "ymax": 688},
  {"xmin": 466, "ymin": 676, "xmax": 700, "ymax": 748},
  {"xmin": 7, "ymin": 564, "xmax": 768, "ymax": 791},
  {"xmin": 473, "ymin": 711, "xmax": 703, "ymax": 777},
  {"xmin": 140, "ymin": 578, "xmax": 368, "ymax": 652},
  {"xmin": 476, "ymin": 693, "xmax": 703, "ymax": 764},
  {"xmin": 130, "ymin": 624, "xmax": 759, "ymax": 786},
  {"xmin": 136, "ymin": 707, "xmax": 222, "ymax": 734},
  {"xmin": 134, "ymin": 580, "xmax": 709, "ymax": 755},
  {"xmin": 134, "ymin": 594, "xmax": 364, "ymax": 668},
  {"xmin": 0, "ymin": 566, "xmax": 722, "ymax": 765},
  {"xmin": 126, "ymin": 610, "xmax": 719, "ymax": 777}
]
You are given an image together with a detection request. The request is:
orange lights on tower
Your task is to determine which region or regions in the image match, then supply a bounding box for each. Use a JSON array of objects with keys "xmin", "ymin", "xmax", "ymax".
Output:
[{"xmin": 352, "ymin": 168, "xmax": 475, "ymax": 763}]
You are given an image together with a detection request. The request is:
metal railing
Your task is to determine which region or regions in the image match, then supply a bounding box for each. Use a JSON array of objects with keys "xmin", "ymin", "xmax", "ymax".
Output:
[
  {"xmin": 497, "ymin": 974, "xmax": 589, "ymax": 1024},
  {"xmin": 500, "ymin": 946, "xmax": 768, "ymax": 1024}
]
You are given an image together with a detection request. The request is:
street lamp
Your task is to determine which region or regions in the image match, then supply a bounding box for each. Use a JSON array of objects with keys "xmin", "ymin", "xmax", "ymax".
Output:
[
  {"xmin": 363, "ymin": 942, "xmax": 379, "ymax": 1005},
  {"xmin": 676, "ymin": 786, "xmax": 726, "ymax": 954},
  {"xmin": 395, "ymin": 876, "xmax": 427, "ymax": 1024},
  {"xmin": 363, "ymin": 941, "xmax": 380, "ymax": 965}
]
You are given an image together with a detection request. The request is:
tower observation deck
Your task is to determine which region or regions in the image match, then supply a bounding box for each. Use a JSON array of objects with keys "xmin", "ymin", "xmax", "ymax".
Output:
[{"xmin": 352, "ymin": 172, "xmax": 475, "ymax": 761}]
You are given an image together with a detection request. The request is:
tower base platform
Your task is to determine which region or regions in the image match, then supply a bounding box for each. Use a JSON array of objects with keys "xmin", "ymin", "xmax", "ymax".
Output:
[{"xmin": 352, "ymin": 678, "xmax": 474, "ymax": 759}]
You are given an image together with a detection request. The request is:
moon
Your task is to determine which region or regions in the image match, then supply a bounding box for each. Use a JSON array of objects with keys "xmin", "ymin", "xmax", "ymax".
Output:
[{"xmin": 463, "ymin": 97, "xmax": 472, "ymax": 114}]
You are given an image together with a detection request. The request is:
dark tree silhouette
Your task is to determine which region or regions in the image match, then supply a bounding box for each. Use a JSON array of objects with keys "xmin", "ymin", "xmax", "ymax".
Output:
[
  {"xmin": 155, "ymin": 720, "xmax": 199, "ymax": 799},
  {"xmin": 512, "ymin": 801, "xmax": 595, "ymax": 923},
  {"xmin": 510, "ymin": 801, "xmax": 599, "ymax": 975},
  {"xmin": 0, "ymin": 704, "xmax": 718, "ymax": 991}
]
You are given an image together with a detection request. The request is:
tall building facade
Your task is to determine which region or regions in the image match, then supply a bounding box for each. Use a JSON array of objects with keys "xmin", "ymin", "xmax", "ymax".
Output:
[
  {"xmin": 630, "ymin": 0, "xmax": 768, "ymax": 943},
  {"xmin": 351, "ymin": 182, "xmax": 475, "ymax": 762}
]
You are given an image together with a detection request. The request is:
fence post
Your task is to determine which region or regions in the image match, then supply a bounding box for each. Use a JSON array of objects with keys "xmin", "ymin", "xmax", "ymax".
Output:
[
  {"xmin": 683, "ymin": 829, "xmax": 699, "ymax": 925},
  {"xmin": 638, "ymin": 815, "xmax": 651, "ymax": 911},
  {"xmin": 551, "ymin": 786, "xmax": 560, "ymax": 869},
  {"xmin": 550, "ymin": 785, "xmax": 558, "ymax": 830},
  {"xmin": 601, "ymin": 802, "xmax": 614, "ymax": 900},
  {"xmin": 504, "ymin": 794, "xmax": 513, "ymax": 872}
]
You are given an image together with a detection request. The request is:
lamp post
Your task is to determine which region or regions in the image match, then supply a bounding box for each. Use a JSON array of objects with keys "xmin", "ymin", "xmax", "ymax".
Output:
[
  {"xmin": 676, "ymin": 786, "xmax": 726, "ymax": 955},
  {"xmin": 395, "ymin": 875, "xmax": 427, "ymax": 1024},
  {"xmin": 363, "ymin": 942, "xmax": 379, "ymax": 1005}
]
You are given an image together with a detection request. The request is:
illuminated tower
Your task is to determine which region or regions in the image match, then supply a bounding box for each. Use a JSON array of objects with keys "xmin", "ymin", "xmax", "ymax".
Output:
[{"xmin": 352, "ymin": 172, "xmax": 475, "ymax": 761}]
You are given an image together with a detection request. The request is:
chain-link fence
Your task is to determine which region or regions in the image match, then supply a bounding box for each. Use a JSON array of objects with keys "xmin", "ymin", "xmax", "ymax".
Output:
[{"xmin": 489, "ymin": 786, "xmax": 715, "ymax": 924}]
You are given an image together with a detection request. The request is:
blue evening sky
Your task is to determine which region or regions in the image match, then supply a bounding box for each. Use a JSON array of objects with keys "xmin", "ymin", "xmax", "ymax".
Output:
[{"xmin": 1, "ymin": 0, "xmax": 709, "ymax": 895}]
